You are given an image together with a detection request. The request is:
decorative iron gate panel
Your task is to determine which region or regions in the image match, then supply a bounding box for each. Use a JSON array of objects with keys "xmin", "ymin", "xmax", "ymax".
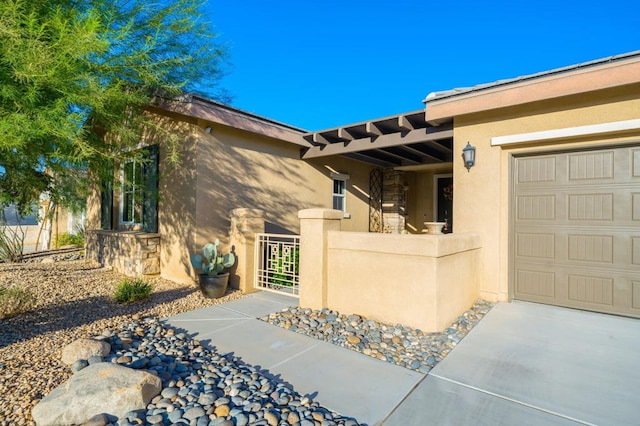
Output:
[
  {"xmin": 255, "ymin": 233, "xmax": 300, "ymax": 296},
  {"xmin": 369, "ymin": 168, "xmax": 383, "ymax": 232}
]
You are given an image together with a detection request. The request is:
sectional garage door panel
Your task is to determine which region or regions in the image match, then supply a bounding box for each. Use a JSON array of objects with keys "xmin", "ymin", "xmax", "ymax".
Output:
[{"xmin": 513, "ymin": 146, "xmax": 640, "ymax": 317}]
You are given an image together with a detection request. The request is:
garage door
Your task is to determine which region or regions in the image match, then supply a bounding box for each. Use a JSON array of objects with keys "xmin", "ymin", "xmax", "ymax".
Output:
[{"xmin": 512, "ymin": 145, "xmax": 640, "ymax": 317}]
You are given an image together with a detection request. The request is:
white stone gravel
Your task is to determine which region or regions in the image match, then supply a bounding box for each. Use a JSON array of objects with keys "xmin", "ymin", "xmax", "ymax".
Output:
[{"xmin": 0, "ymin": 259, "xmax": 244, "ymax": 425}]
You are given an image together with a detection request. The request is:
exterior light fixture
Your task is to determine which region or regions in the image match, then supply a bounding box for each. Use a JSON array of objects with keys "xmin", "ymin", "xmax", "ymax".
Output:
[
  {"xmin": 462, "ymin": 142, "xmax": 476, "ymax": 171},
  {"xmin": 204, "ymin": 126, "xmax": 213, "ymax": 134}
]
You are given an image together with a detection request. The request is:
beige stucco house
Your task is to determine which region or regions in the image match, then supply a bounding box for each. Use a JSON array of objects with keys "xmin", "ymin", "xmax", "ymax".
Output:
[
  {"xmin": 425, "ymin": 51, "xmax": 640, "ymax": 319},
  {"xmin": 87, "ymin": 50, "xmax": 640, "ymax": 329},
  {"xmin": 86, "ymin": 95, "xmax": 377, "ymax": 283}
]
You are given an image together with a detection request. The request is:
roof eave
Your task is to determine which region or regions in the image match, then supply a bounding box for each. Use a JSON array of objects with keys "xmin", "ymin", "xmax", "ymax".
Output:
[
  {"xmin": 151, "ymin": 95, "xmax": 311, "ymax": 147},
  {"xmin": 424, "ymin": 53, "xmax": 640, "ymax": 124},
  {"xmin": 422, "ymin": 50, "xmax": 640, "ymax": 104}
]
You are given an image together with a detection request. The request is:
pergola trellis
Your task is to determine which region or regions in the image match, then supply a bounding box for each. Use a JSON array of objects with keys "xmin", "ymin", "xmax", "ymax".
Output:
[{"xmin": 300, "ymin": 110, "xmax": 454, "ymax": 168}]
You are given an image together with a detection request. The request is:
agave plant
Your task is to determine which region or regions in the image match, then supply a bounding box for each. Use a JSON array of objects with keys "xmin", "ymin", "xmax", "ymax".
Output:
[{"xmin": 190, "ymin": 239, "xmax": 235, "ymax": 275}]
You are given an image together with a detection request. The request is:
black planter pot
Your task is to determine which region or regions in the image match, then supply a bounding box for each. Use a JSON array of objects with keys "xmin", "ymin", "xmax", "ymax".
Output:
[{"xmin": 198, "ymin": 273, "xmax": 229, "ymax": 299}]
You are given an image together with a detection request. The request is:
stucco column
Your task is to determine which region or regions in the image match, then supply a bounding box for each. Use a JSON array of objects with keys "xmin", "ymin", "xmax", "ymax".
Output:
[
  {"xmin": 298, "ymin": 208, "xmax": 343, "ymax": 310},
  {"xmin": 229, "ymin": 208, "xmax": 265, "ymax": 293}
]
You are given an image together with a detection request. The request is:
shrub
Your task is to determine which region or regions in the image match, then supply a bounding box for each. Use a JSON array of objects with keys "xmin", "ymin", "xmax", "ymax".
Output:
[
  {"xmin": 0, "ymin": 226, "xmax": 25, "ymax": 263},
  {"xmin": 55, "ymin": 232, "xmax": 85, "ymax": 248},
  {"xmin": 269, "ymin": 246, "xmax": 299, "ymax": 288},
  {"xmin": 113, "ymin": 278, "xmax": 152, "ymax": 304},
  {"xmin": 0, "ymin": 287, "xmax": 35, "ymax": 318}
]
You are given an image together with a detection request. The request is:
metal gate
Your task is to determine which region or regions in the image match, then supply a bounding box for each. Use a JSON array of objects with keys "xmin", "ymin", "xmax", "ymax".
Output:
[{"xmin": 255, "ymin": 233, "xmax": 300, "ymax": 296}]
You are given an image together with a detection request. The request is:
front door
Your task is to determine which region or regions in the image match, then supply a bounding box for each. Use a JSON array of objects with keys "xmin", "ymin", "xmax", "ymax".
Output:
[{"xmin": 434, "ymin": 174, "xmax": 453, "ymax": 233}]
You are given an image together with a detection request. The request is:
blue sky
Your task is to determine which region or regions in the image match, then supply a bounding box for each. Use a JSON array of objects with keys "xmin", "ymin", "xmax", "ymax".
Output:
[{"xmin": 205, "ymin": 0, "xmax": 639, "ymax": 131}]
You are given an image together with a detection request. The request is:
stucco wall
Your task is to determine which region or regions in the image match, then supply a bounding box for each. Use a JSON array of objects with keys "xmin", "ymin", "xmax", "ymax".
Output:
[
  {"xmin": 193, "ymin": 123, "xmax": 373, "ymax": 251},
  {"xmin": 296, "ymin": 208, "xmax": 481, "ymax": 332},
  {"xmin": 157, "ymin": 121, "xmax": 198, "ymax": 283},
  {"xmin": 86, "ymin": 183, "xmax": 101, "ymax": 231},
  {"xmin": 156, "ymin": 119, "xmax": 374, "ymax": 283},
  {"xmin": 451, "ymin": 85, "xmax": 640, "ymax": 302}
]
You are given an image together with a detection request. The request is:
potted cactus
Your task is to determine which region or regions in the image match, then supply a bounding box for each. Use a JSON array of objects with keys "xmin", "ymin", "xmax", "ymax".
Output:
[{"xmin": 190, "ymin": 239, "xmax": 236, "ymax": 298}]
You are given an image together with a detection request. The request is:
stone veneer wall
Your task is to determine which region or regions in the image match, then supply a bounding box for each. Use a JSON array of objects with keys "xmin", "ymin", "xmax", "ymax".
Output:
[
  {"xmin": 86, "ymin": 230, "xmax": 161, "ymax": 276},
  {"xmin": 382, "ymin": 169, "xmax": 406, "ymax": 233}
]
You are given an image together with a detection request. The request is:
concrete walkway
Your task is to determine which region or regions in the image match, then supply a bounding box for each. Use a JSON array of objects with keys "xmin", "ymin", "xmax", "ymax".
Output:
[
  {"xmin": 164, "ymin": 291, "xmax": 422, "ymax": 425},
  {"xmin": 165, "ymin": 293, "xmax": 640, "ymax": 426},
  {"xmin": 383, "ymin": 301, "xmax": 640, "ymax": 426}
]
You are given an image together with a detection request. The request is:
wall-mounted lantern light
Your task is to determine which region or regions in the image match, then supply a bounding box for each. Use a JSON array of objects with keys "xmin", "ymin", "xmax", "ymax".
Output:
[
  {"xmin": 204, "ymin": 126, "xmax": 213, "ymax": 134},
  {"xmin": 462, "ymin": 142, "xmax": 476, "ymax": 171}
]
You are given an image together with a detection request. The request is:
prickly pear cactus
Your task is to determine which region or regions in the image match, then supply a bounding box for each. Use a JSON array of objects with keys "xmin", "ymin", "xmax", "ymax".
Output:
[
  {"xmin": 222, "ymin": 253, "xmax": 235, "ymax": 268},
  {"xmin": 202, "ymin": 241, "xmax": 218, "ymax": 262},
  {"xmin": 191, "ymin": 239, "xmax": 234, "ymax": 276}
]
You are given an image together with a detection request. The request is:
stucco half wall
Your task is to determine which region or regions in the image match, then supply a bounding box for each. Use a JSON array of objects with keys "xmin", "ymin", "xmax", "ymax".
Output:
[
  {"xmin": 297, "ymin": 208, "xmax": 482, "ymax": 332},
  {"xmin": 325, "ymin": 232, "xmax": 481, "ymax": 332}
]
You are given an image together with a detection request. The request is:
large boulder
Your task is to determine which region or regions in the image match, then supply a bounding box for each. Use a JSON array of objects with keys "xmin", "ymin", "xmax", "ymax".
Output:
[
  {"xmin": 32, "ymin": 363, "xmax": 161, "ymax": 425},
  {"xmin": 61, "ymin": 338, "xmax": 110, "ymax": 365}
]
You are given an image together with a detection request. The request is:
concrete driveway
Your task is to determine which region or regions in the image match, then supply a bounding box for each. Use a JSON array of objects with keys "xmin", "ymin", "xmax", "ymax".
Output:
[{"xmin": 383, "ymin": 301, "xmax": 640, "ymax": 425}]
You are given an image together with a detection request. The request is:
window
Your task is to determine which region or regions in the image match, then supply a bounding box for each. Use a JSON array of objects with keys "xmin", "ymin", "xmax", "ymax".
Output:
[
  {"xmin": 333, "ymin": 178, "xmax": 346, "ymax": 212},
  {"xmin": 330, "ymin": 172, "xmax": 350, "ymax": 218},
  {"xmin": 100, "ymin": 165, "xmax": 114, "ymax": 230},
  {"xmin": 121, "ymin": 160, "xmax": 143, "ymax": 225},
  {"xmin": 109, "ymin": 145, "xmax": 159, "ymax": 232}
]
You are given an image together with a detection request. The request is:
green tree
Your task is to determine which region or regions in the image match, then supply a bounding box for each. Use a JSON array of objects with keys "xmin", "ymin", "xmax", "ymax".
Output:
[{"xmin": 0, "ymin": 0, "xmax": 227, "ymax": 214}]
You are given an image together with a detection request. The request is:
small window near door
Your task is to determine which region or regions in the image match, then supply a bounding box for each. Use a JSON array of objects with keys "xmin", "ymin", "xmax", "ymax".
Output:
[
  {"xmin": 330, "ymin": 172, "xmax": 351, "ymax": 218},
  {"xmin": 333, "ymin": 178, "xmax": 346, "ymax": 211}
]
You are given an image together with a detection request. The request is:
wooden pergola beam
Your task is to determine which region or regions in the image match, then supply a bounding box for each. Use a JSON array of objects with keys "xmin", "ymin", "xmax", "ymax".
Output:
[
  {"xmin": 337, "ymin": 128, "xmax": 354, "ymax": 141},
  {"xmin": 312, "ymin": 132, "xmax": 329, "ymax": 145},
  {"xmin": 365, "ymin": 122, "xmax": 382, "ymax": 137},
  {"xmin": 343, "ymin": 152, "xmax": 398, "ymax": 168},
  {"xmin": 301, "ymin": 128, "xmax": 454, "ymax": 160},
  {"xmin": 398, "ymin": 115, "xmax": 413, "ymax": 132},
  {"xmin": 375, "ymin": 148, "xmax": 421, "ymax": 165},
  {"xmin": 401, "ymin": 145, "xmax": 446, "ymax": 163}
]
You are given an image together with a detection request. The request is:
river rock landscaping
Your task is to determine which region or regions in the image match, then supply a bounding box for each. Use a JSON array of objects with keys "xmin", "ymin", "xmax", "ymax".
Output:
[
  {"xmin": 35, "ymin": 317, "xmax": 362, "ymax": 425},
  {"xmin": 0, "ymin": 259, "xmax": 244, "ymax": 425},
  {"xmin": 1, "ymin": 258, "xmax": 494, "ymax": 425},
  {"xmin": 261, "ymin": 301, "xmax": 494, "ymax": 373}
]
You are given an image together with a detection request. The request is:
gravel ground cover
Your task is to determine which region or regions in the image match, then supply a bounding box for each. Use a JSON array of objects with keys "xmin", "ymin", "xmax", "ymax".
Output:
[
  {"xmin": 0, "ymin": 259, "xmax": 244, "ymax": 425},
  {"xmin": 262, "ymin": 300, "xmax": 494, "ymax": 373}
]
